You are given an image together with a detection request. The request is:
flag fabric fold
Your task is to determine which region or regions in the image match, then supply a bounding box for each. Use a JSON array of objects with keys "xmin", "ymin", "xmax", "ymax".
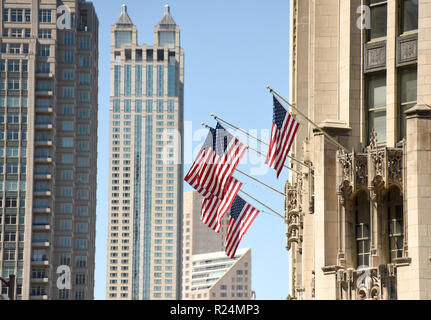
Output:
[
  {"xmin": 201, "ymin": 177, "xmax": 243, "ymax": 233},
  {"xmin": 184, "ymin": 122, "xmax": 248, "ymax": 199},
  {"xmin": 225, "ymin": 196, "xmax": 260, "ymax": 259},
  {"xmin": 266, "ymin": 96, "xmax": 300, "ymax": 178}
]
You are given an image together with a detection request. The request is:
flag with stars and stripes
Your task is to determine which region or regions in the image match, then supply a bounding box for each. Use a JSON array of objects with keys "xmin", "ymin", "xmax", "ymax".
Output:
[
  {"xmin": 225, "ymin": 196, "xmax": 260, "ymax": 259},
  {"xmin": 184, "ymin": 122, "xmax": 248, "ymax": 199},
  {"xmin": 266, "ymin": 96, "xmax": 300, "ymax": 178},
  {"xmin": 201, "ymin": 177, "xmax": 243, "ymax": 233}
]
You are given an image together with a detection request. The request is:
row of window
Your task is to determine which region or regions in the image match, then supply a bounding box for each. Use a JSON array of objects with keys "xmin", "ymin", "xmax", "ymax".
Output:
[
  {"xmin": 0, "ymin": 59, "xmax": 28, "ymax": 72},
  {"xmin": 114, "ymin": 65, "xmax": 176, "ymax": 98},
  {"xmin": 366, "ymin": 67, "xmax": 417, "ymax": 143},
  {"xmin": 0, "ymin": 77, "xmax": 27, "ymax": 91},
  {"xmin": 2, "ymin": 9, "xmax": 31, "ymax": 23},
  {"xmin": 367, "ymin": 0, "xmax": 418, "ymax": 42},
  {"xmin": 354, "ymin": 187, "xmax": 403, "ymax": 268},
  {"xmin": 113, "ymin": 100, "xmax": 176, "ymax": 113}
]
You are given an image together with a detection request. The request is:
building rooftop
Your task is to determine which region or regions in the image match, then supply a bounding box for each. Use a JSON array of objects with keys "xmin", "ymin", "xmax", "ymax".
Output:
[
  {"xmin": 157, "ymin": 4, "xmax": 176, "ymax": 26},
  {"xmin": 115, "ymin": 4, "xmax": 134, "ymax": 26}
]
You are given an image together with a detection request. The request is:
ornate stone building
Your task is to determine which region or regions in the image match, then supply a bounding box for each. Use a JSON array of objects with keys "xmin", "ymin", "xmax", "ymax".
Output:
[{"xmin": 288, "ymin": 0, "xmax": 431, "ymax": 300}]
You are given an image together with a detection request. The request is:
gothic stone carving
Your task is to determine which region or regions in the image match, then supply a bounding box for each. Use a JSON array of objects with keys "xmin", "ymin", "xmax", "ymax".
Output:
[{"xmin": 336, "ymin": 265, "xmax": 397, "ymax": 300}]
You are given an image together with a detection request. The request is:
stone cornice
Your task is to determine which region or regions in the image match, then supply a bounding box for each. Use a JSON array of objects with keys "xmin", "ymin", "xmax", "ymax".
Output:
[{"xmin": 405, "ymin": 104, "xmax": 431, "ymax": 119}]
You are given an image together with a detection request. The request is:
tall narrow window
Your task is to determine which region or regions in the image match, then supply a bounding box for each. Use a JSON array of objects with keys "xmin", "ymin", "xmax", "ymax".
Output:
[
  {"xmin": 367, "ymin": 72, "xmax": 387, "ymax": 144},
  {"xmin": 157, "ymin": 65, "xmax": 164, "ymax": 97},
  {"xmin": 355, "ymin": 191, "xmax": 371, "ymax": 269},
  {"xmin": 146, "ymin": 66, "xmax": 153, "ymax": 97},
  {"xmin": 124, "ymin": 65, "xmax": 132, "ymax": 97},
  {"xmin": 399, "ymin": 67, "xmax": 417, "ymax": 140},
  {"xmin": 114, "ymin": 65, "xmax": 121, "ymax": 97},
  {"xmin": 135, "ymin": 65, "xmax": 142, "ymax": 97},
  {"xmin": 368, "ymin": 0, "xmax": 388, "ymax": 41},
  {"xmin": 400, "ymin": 0, "xmax": 418, "ymax": 34},
  {"xmin": 387, "ymin": 187, "xmax": 404, "ymax": 262},
  {"xmin": 168, "ymin": 53, "xmax": 176, "ymax": 97}
]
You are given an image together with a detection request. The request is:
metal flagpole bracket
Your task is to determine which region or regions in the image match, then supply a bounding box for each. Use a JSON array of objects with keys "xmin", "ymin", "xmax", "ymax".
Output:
[
  {"xmin": 210, "ymin": 113, "xmax": 313, "ymax": 172},
  {"xmin": 266, "ymin": 86, "xmax": 350, "ymax": 154}
]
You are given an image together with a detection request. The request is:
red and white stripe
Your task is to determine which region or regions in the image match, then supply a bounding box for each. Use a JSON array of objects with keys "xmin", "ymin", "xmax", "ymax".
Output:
[
  {"xmin": 266, "ymin": 113, "xmax": 300, "ymax": 178},
  {"xmin": 187, "ymin": 138, "xmax": 247, "ymax": 199},
  {"xmin": 225, "ymin": 204, "xmax": 260, "ymax": 259},
  {"xmin": 201, "ymin": 177, "xmax": 243, "ymax": 233}
]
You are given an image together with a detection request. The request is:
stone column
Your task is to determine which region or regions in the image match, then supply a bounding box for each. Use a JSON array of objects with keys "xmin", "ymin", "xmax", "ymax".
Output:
[{"xmin": 397, "ymin": 0, "xmax": 431, "ymax": 300}]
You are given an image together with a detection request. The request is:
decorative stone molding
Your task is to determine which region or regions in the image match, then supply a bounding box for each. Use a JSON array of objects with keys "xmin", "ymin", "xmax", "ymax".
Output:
[
  {"xmin": 286, "ymin": 178, "xmax": 303, "ymax": 252},
  {"xmin": 396, "ymin": 33, "xmax": 418, "ymax": 67},
  {"xmin": 364, "ymin": 40, "xmax": 386, "ymax": 73},
  {"xmin": 336, "ymin": 265, "xmax": 397, "ymax": 300}
]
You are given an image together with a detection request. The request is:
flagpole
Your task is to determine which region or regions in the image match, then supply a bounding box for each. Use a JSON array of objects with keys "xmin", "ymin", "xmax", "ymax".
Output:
[
  {"xmin": 201, "ymin": 123, "xmax": 303, "ymax": 176},
  {"xmin": 236, "ymin": 169, "xmax": 284, "ymax": 196},
  {"xmin": 239, "ymin": 189, "xmax": 285, "ymax": 220},
  {"xmin": 211, "ymin": 114, "xmax": 312, "ymax": 171},
  {"xmin": 266, "ymin": 86, "xmax": 350, "ymax": 154}
]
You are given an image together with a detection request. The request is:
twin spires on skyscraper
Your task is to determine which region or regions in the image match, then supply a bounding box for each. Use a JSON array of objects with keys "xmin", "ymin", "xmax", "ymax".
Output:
[{"xmin": 115, "ymin": 3, "xmax": 177, "ymax": 27}]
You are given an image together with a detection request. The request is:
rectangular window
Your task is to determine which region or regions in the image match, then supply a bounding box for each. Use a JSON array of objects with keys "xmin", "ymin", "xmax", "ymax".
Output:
[
  {"xmin": 124, "ymin": 100, "xmax": 132, "ymax": 113},
  {"xmin": 135, "ymin": 65, "xmax": 143, "ymax": 97},
  {"xmin": 79, "ymin": 73, "xmax": 91, "ymax": 85},
  {"xmin": 124, "ymin": 65, "xmax": 132, "ymax": 96},
  {"xmin": 63, "ymin": 69, "xmax": 75, "ymax": 81},
  {"xmin": 64, "ymin": 51, "xmax": 75, "ymax": 63},
  {"xmin": 114, "ymin": 66, "xmax": 121, "ymax": 97},
  {"xmin": 146, "ymin": 100, "xmax": 153, "ymax": 113},
  {"xmin": 368, "ymin": 0, "xmax": 387, "ymax": 41},
  {"xmin": 37, "ymin": 44, "xmax": 50, "ymax": 57},
  {"xmin": 399, "ymin": 67, "xmax": 417, "ymax": 140},
  {"xmin": 146, "ymin": 66, "xmax": 153, "ymax": 96},
  {"xmin": 115, "ymin": 31, "xmax": 132, "ymax": 48},
  {"xmin": 64, "ymin": 32, "xmax": 75, "ymax": 45},
  {"xmin": 400, "ymin": 0, "xmax": 418, "ymax": 34},
  {"xmin": 39, "ymin": 9, "xmax": 51, "ymax": 23},
  {"xmin": 64, "ymin": 87, "xmax": 75, "ymax": 98},
  {"xmin": 157, "ymin": 65, "xmax": 164, "ymax": 97},
  {"xmin": 157, "ymin": 100, "xmax": 164, "ymax": 113},
  {"xmin": 36, "ymin": 63, "xmax": 50, "ymax": 74},
  {"xmin": 168, "ymin": 53, "xmax": 176, "ymax": 97},
  {"xmin": 79, "ymin": 91, "xmax": 90, "ymax": 103},
  {"xmin": 158, "ymin": 32, "xmax": 175, "ymax": 48},
  {"xmin": 79, "ymin": 56, "xmax": 90, "ymax": 68},
  {"xmin": 79, "ymin": 36, "xmax": 90, "ymax": 50},
  {"xmin": 38, "ymin": 29, "xmax": 52, "ymax": 39},
  {"xmin": 135, "ymin": 100, "xmax": 142, "ymax": 113},
  {"xmin": 367, "ymin": 72, "xmax": 387, "ymax": 144},
  {"xmin": 8, "ymin": 60, "xmax": 20, "ymax": 72}
]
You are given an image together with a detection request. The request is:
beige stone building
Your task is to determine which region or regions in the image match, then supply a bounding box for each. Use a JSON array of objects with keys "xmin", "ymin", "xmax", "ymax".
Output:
[
  {"xmin": 287, "ymin": 0, "xmax": 431, "ymax": 300},
  {"xmin": 106, "ymin": 4, "xmax": 184, "ymax": 300},
  {"xmin": 182, "ymin": 191, "xmax": 253, "ymax": 300},
  {"xmin": 182, "ymin": 191, "xmax": 227, "ymax": 299},
  {"xmin": 0, "ymin": 0, "xmax": 98, "ymax": 300}
]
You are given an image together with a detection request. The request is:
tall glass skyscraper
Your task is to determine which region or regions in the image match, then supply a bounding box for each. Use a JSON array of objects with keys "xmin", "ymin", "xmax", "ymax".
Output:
[{"xmin": 106, "ymin": 4, "xmax": 184, "ymax": 300}]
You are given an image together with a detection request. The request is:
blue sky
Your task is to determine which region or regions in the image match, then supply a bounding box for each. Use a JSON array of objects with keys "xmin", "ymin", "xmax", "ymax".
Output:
[{"xmin": 93, "ymin": 0, "xmax": 291, "ymax": 300}]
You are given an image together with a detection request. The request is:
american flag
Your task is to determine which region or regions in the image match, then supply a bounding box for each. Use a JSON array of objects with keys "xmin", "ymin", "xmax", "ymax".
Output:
[
  {"xmin": 266, "ymin": 96, "xmax": 300, "ymax": 178},
  {"xmin": 201, "ymin": 177, "xmax": 243, "ymax": 233},
  {"xmin": 184, "ymin": 122, "xmax": 247, "ymax": 199},
  {"xmin": 225, "ymin": 196, "xmax": 260, "ymax": 259}
]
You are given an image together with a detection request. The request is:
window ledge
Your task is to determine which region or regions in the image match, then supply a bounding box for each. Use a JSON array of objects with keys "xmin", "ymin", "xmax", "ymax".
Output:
[{"xmin": 393, "ymin": 257, "xmax": 411, "ymax": 267}]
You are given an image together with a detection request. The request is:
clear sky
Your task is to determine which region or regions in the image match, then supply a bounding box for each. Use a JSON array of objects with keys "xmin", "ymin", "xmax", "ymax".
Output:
[{"xmin": 93, "ymin": 0, "xmax": 291, "ymax": 300}]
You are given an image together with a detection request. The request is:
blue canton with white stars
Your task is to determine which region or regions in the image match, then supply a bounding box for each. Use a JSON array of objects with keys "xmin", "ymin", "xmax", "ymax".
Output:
[{"xmin": 273, "ymin": 96, "xmax": 287, "ymax": 129}]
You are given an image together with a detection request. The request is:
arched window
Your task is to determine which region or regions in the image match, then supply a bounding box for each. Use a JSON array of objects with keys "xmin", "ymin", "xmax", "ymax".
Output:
[
  {"xmin": 387, "ymin": 187, "xmax": 404, "ymax": 261},
  {"xmin": 355, "ymin": 191, "xmax": 371, "ymax": 269}
]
